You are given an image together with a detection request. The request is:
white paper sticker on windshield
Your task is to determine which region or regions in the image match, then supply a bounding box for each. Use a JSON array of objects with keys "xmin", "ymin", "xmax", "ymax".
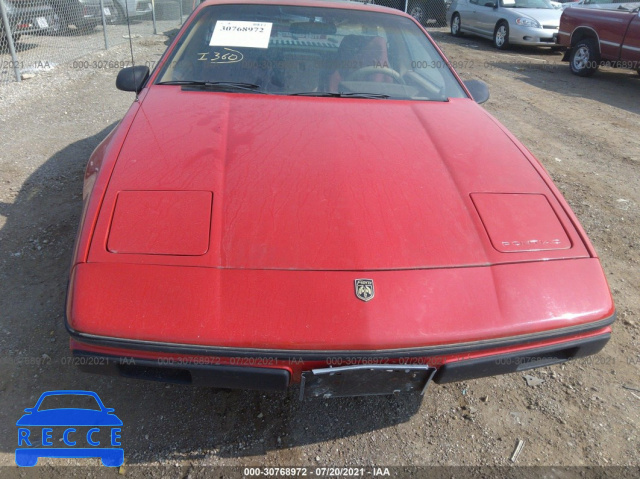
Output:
[{"xmin": 210, "ymin": 21, "xmax": 273, "ymax": 49}]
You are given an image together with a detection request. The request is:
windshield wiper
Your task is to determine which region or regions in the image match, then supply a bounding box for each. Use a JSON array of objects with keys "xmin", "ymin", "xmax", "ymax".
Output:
[
  {"xmin": 157, "ymin": 80, "xmax": 265, "ymax": 93},
  {"xmin": 290, "ymin": 91, "xmax": 390, "ymax": 99}
]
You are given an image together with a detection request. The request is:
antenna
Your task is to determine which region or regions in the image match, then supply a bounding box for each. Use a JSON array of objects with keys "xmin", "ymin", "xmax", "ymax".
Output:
[{"xmin": 124, "ymin": 1, "xmax": 138, "ymax": 99}]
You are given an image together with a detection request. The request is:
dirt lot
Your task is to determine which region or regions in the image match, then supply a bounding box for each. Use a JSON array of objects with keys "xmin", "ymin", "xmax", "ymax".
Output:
[
  {"xmin": 0, "ymin": 16, "xmax": 186, "ymax": 85},
  {"xmin": 0, "ymin": 26, "xmax": 638, "ymax": 477}
]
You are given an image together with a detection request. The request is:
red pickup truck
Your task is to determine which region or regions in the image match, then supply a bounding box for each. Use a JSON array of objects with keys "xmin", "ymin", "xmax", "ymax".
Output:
[{"xmin": 557, "ymin": 4, "xmax": 640, "ymax": 76}]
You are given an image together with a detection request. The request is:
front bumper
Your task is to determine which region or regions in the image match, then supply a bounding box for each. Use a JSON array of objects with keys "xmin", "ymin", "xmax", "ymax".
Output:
[
  {"xmin": 66, "ymin": 256, "xmax": 615, "ymax": 395},
  {"xmin": 510, "ymin": 25, "xmax": 558, "ymax": 46},
  {"xmin": 118, "ymin": 0, "xmax": 152, "ymax": 17},
  {"xmin": 82, "ymin": 5, "xmax": 100, "ymax": 18},
  {"xmin": 79, "ymin": 4, "xmax": 113, "ymax": 21},
  {"xmin": 7, "ymin": 7, "xmax": 56, "ymax": 35},
  {"xmin": 136, "ymin": 1, "xmax": 153, "ymax": 14},
  {"xmin": 70, "ymin": 327, "xmax": 612, "ymax": 395}
]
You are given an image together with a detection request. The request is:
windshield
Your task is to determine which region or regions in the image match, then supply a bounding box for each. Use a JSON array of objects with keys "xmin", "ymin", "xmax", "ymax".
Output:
[
  {"xmin": 500, "ymin": 0, "xmax": 555, "ymax": 8},
  {"xmin": 37, "ymin": 394, "xmax": 101, "ymax": 411},
  {"xmin": 155, "ymin": 4, "xmax": 467, "ymax": 101}
]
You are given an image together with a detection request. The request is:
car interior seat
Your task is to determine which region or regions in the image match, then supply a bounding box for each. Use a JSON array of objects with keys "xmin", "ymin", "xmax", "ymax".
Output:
[{"xmin": 328, "ymin": 35, "xmax": 394, "ymax": 92}]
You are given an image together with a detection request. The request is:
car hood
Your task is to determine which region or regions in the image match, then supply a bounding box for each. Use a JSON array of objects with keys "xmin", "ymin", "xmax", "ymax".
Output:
[
  {"xmin": 505, "ymin": 7, "xmax": 561, "ymax": 24},
  {"xmin": 96, "ymin": 88, "xmax": 586, "ymax": 271}
]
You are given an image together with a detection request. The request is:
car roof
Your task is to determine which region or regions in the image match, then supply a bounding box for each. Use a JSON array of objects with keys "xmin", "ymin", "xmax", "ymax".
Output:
[
  {"xmin": 37, "ymin": 389, "xmax": 101, "ymax": 398},
  {"xmin": 34, "ymin": 390, "xmax": 106, "ymax": 408}
]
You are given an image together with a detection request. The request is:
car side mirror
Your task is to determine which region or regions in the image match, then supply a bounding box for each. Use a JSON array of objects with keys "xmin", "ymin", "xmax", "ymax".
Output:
[
  {"xmin": 484, "ymin": 2, "xmax": 497, "ymax": 7},
  {"xmin": 116, "ymin": 65, "xmax": 150, "ymax": 93},
  {"xmin": 464, "ymin": 80, "xmax": 490, "ymax": 104}
]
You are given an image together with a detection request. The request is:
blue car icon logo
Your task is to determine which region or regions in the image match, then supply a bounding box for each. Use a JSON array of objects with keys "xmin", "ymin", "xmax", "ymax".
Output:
[{"xmin": 16, "ymin": 390, "xmax": 123, "ymax": 467}]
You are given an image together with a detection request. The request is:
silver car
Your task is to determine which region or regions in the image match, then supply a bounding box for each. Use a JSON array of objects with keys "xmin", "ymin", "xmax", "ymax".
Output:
[
  {"xmin": 113, "ymin": 0, "xmax": 152, "ymax": 19},
  {"xmin": 446, "ymin": 0, "xmax": 562, "ymax": 49}
]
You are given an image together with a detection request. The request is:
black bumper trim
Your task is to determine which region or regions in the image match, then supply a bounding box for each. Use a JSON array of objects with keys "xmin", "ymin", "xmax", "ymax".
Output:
[
  {"xmin": 74, "ymin": 353, "xmax": 290, "ymax": 391},
  {"xmin": 66, "ymin": 312, "xmax": 615, "ymax": 361},
  {"xmin": 433, "ymin": 333, "xmax": 610, "ymax": 384},
  {"xmin": 74, "ymin": 333, "xmax": 610, "ymax": 390}
]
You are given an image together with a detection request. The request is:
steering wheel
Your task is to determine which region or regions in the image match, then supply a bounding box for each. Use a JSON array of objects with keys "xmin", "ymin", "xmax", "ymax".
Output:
[{"xmin": 346, "ymin": 66, "xmax": 404, "ymax": 83}]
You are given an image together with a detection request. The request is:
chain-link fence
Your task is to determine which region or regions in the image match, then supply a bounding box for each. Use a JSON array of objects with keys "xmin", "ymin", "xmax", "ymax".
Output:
[
  {"xmin": 1, "ymin": 0, "xmax": 451, "ymax": 86},
  {"xmin": 0, "ymin": 0, "xmax": 198, "ymax": 85},
  {"xmin": 364, "ymin": 0, "xmax": 449, "ymax": 28}
]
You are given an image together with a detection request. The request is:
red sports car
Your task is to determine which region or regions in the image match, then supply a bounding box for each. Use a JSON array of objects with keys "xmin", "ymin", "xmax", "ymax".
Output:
[{"xmin": 66, "ymin": 0, "xmax": 615, "ymax": 399}]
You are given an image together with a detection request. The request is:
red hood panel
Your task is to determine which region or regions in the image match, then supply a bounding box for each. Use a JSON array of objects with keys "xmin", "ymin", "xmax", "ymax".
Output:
[
  {"xmin": 108, "ymin": 190, "xmax": 212, "ymax": 255},
  {"xmin": 471, "ymin": 193, "xmax": 572, "ymax": 253},
  {"xmin": 69, "ymin": 259, "xmax": 613, "ymax": 349},
  {"xmin": 93, "ymin": 89, "xmax": 587, "ymax": 269}
]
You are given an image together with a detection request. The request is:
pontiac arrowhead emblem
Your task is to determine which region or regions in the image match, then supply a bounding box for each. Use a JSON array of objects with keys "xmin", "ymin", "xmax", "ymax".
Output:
[{"xmin": 354, "ymin": 279, "xmax": 375, "ymax": 302}]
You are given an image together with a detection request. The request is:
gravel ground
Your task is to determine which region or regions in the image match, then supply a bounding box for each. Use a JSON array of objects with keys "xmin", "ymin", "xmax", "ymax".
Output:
[
  {"xmin": 0, "ymin": 26, "xmax": 639, "ymax": 478},
  {"xmin": 0, "ymin": 14, "xmax": 186, "ymax": 85}
]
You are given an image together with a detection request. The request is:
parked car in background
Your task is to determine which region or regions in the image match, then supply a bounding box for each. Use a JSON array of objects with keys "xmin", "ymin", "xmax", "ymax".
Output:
[
  {"xmin": 557, "ymin": 0, "xmax": 581, "ymax": 6},
  {"xmin": 447, "ymin": 0, "xmax": 562, "ymax": 49},
  {"xmin": 112, "ymin": 0, "xmax": 153, "ymax": 21},
  {"xmin": 47, "ymin": 0, "xmax": 120, "ymax": 32},
  {"xmin": 378, "ymin": 0, "xmax": 448, "ymax": 26},
  {"xmin": 562, "ymin": 0, "xmax": 638, "ymax": 8},
  {"xmin": 1, "ymin": 0, "xmax": 59, "ymax": 42},
  {"xmin": 558, "ymin": 3, "xmax": 640, "ymax": 75}
]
